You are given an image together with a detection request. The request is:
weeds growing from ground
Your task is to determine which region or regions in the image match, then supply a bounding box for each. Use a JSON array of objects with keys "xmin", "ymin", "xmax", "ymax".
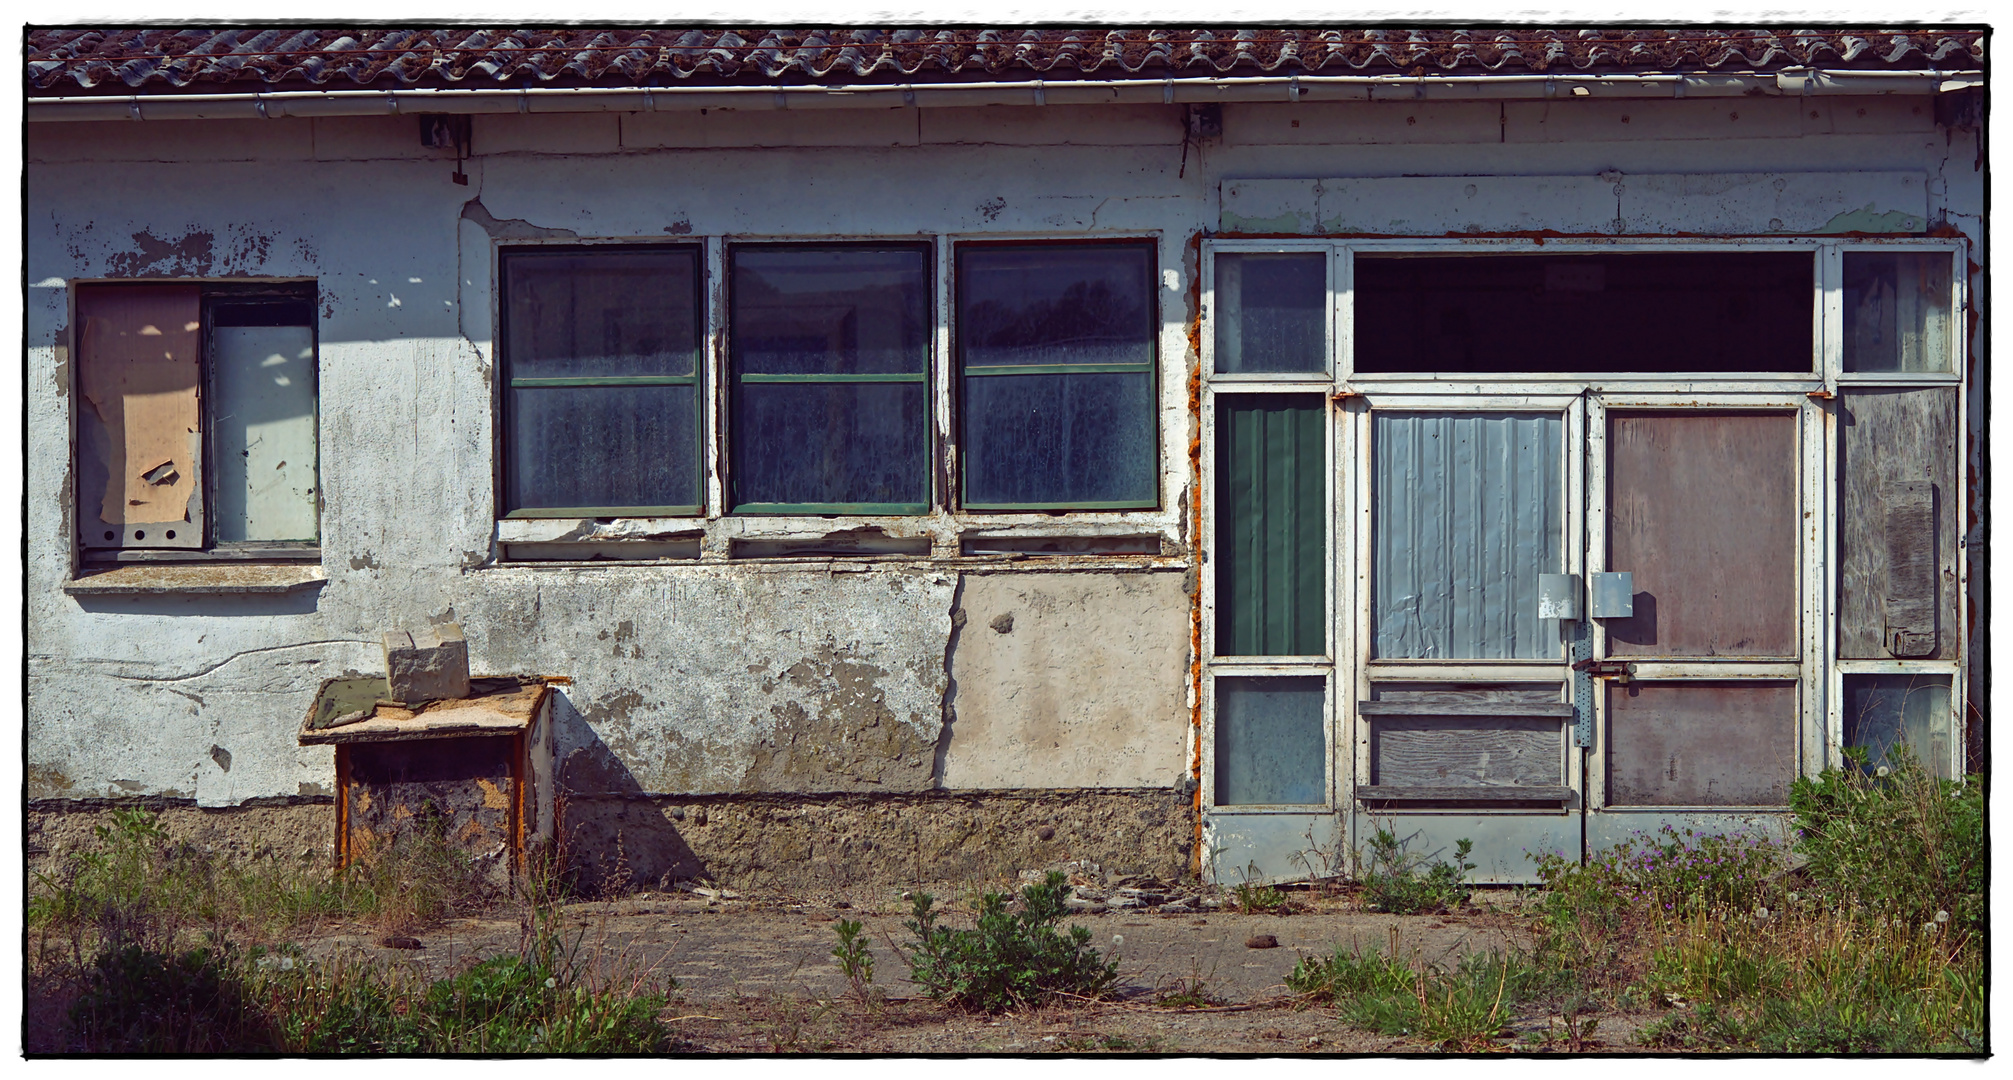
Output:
[
  {"xmin": 901, "ymin": 870, "xmax": 1118, "ymax": 1012},
  {"xmin": 831, "ymin": 918, "xmax": 876, "ymax": 1002},
  {"xmin": 1288, "ymin": 935, "xmax": 1556, "ymax": 1050},
  {"xmin": 1231, "ymin": 881, "xmax": 1289, "ymax": 915},
  {"xmin": 1359, "ymin": 827, "xmax": 1475, "ymax": 915},
  {"xmin": 31, "ymin": 809, "xmax": 677, "ymax": 1053},
  {"xmin": 1518, "ymin": 756, "xmax": 1984, "ymax": 1053}
]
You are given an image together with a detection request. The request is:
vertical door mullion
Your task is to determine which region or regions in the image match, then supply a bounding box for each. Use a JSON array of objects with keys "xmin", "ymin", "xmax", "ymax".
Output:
[
  {"xmin": 1565, "ymin": 394, "xmax": 1588, "ymax": 806},
  {"xmin": 1801, "ymin": 399, "xmax": 1828, "ymax": 779},
  {"xmin": 1584, "ymin": 394, "xmax": 1610, "ymax": 812}
]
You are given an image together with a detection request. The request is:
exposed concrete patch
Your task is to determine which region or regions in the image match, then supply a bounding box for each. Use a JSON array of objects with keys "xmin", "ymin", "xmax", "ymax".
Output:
[
  {"xmin": 104, "ymin": 228, "xmax": 215, "ymax": 277},
  {"xmin": 742, "ymin": 643, "xmax": 936, "ymax": 792},
  {"xmin": 557, "ymin": 787, "xmax": 1194, "ymax": 895},
  {"xmin": 460, "ymin": 197, "xmax": 579, "ymax": 240}
]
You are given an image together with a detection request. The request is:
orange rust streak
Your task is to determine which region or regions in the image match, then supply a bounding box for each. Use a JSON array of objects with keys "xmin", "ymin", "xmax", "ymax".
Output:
[{"xmin": 1185, "ymin": 228, "xmax": 1206, "ymax": 879}]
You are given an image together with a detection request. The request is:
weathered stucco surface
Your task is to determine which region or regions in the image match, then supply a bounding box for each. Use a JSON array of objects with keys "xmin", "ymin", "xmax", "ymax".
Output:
[
  {"xmin": 942, "ymin": 570, "xmax": 1191, "ymax": 789},
  {"xmin": 24, "ymin": 97, "xmax": 1985, "ymax": 883},
  {"xmin": 557, "ymin": 789, "xmax": 1195, "ymax": 894}
]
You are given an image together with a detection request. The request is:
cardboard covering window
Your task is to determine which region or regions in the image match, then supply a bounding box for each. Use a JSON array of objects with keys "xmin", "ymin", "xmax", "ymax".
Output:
[{"xmin": 76, "ymin": 284, "xmax": 205, "ymax": 549}]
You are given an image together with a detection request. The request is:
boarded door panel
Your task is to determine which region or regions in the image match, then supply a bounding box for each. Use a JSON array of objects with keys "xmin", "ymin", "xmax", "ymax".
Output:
[
  {"xmin": 76, "ymin": 283, "xmax": 204, "ymax": 547},
  {"xmin": 1371, "ymin": 716, "xmax": 1563, "ymax": 788},
  {"xmin": 1216, "ymin": 395, "xmax": 1324, "ymax": 655},
  {"xmin": 1606, "ymin": 682, "xmax": 1798, "ymax": 806},
  {"xmin": 1373, "ymin": 412, "xmax": 1563, "ymax": 659},
  {"xmin": 1837, "ymin": 387, "xmax": 1958, "ymax": 659},
  {"xmin": 1606, "ymin": 412, "xmax": 1797, "ymax": 657}
]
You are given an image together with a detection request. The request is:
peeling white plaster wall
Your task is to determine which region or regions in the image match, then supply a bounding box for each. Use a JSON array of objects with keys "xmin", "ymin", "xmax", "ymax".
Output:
[{"xmin": 25, "ymin": 96, "xmax": 1984, "ymax": 807}]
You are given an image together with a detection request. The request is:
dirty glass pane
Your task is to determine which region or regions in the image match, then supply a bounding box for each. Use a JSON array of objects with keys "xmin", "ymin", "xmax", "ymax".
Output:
[
  {"xmin": 1216, "ymin": 395, "xmax": 1324, "ymax": 656},
  {"xmin": 1216, "ymin": 677, "xmax": 1326, "ymax": 805},
  {"xmin": 1355, "ymin": 252, "xmax": 1814, "ymax": 373},
  {"xmin": 730, "ymin": 246, "xmax": 930, "ymax": 509},
  {"xmin": 508, "ymin": 385, "xmax": 699, "ymax": 509},
  {"xmin": 731, "ymin": 382, "xmax": 928, "ymax": 508},
  {"xmin": 504, "ymin": 250, "xmax": 699, "ymax": 378},
  {"xmin": 1843, "ymin": 252, "xmax": 1954, "ymax": 373},
  {"xmin": 1844, "ymin": 674, "xmax": 1953, "ymax": 778},
  {"xmin": 1214, "ymin": 253, "xmax": 1326, "ymax": 373},
  {"xmin": 962, "ymin": 372, "xmax": 1156, "ymax": 506},
  {"xmin": 1373, "ymin": 412, "xmax": 1563, "ymax": 659},
  {"xmin": 210, "ymin": 311, "xmax": 317, "ymax": 542},
  {"xmin": 960, "ymin": 244, "xmax": 1154, "ymax": 368},
  {"xmin": 959, "ymin": 243, "xmax": 1157, "ymax": 507},
  {"xmin": 732, "ymin": 247, "xmax": 930, "ymax": 375}
]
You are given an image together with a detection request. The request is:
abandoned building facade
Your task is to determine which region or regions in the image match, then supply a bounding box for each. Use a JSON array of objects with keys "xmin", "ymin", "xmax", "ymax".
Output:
[{"xmin": 24, "ymin": 28, "xmax": 1988, "ymax": 890}]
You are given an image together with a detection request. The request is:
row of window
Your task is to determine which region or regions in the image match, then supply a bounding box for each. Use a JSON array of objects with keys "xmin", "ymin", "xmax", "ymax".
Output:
[
  {"xmin": 1214, "ymin": 248, "xmax": 1957, "ymax": 375},
  {"xmin": 68, "ymin": 244, "xmax": 1960, "ymax": 555},
  {"xmin": 502, "ymin": 241, "xmax": 1163, "ymax": 518}
]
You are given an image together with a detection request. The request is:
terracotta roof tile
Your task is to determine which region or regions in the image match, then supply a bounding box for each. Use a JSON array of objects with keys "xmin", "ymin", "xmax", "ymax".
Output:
[{"xmin": 26, "ymin": 27, "xmax": 1986, "ymax": 95}]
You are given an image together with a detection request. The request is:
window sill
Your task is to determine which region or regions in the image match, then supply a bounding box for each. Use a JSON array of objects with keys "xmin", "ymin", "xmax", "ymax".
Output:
[{"xmin": 64, "ymin": 563, "xmax": 329, "ymax": 596}]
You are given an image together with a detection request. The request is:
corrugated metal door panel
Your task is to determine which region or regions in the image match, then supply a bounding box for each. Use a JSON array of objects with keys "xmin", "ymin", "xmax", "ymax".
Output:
[
  {"xmin": 1373, "ymin": 412, "xmax": 1562, "ymax": 659},
  {"xmin": 1216, "ymin": 394, "xmax": 1324, "ymax": 656}
]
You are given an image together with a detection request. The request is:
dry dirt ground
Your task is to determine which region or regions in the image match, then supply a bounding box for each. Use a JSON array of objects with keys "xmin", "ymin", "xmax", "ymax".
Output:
[{"xmin": 276, "ymin": 886, "xmax": 1667, "ymax": 1054}]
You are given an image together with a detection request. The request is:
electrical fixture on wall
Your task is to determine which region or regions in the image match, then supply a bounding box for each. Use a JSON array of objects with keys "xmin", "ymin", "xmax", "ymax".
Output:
[{"xmin": 419, "ymin": 114, "xmax": 472, "ymax": 185}]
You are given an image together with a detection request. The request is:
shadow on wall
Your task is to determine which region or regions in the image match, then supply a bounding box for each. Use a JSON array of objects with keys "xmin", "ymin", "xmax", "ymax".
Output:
[
  {"xmin": 548, "ymin": 690, "xmax": 708, "ymax": 895},
  {"xmin": 68, "ymin": 587, "xmax": 325, "ymax": 617}
]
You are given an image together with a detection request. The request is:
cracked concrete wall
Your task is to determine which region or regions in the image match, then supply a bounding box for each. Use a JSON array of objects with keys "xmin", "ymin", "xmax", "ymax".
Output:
[{"xmin": 25, "ymin": 100, "xmax": 1985, "ymax": 817}]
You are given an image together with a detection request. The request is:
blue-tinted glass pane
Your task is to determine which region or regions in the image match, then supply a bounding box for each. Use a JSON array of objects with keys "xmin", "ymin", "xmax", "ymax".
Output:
[
  {"xmin": 732, "ymin": 247, "xmax": 931, "ymax": 375},
  {"xmin": 1214, "ymin": 253, "xmax": 1326, "ymax": 373},
  {"xmin": 1373, "ymin": 412, "xmax": 1563, "ymax": 659},
  {"xmin": 1216, "ymin": 677, "xmax": 1326, "ymax": 805},
  {"xmin": 1843, "ymin": 252, "xmax": 1954, "ymax": 373},
  {"xmin": 504, "ymin": 250, "xmax": 699, "ymax": 378},
  {"xmin": 732, "ymin": 382, "xmax": 929, "ymax": 508},
  {"xmin": 509, "ymin": 385, "xmax": 698, "ymax": 509},
  {"xmin": 1844, "ymin": 674, "xmax": 1953, "ymax": 778},
  {"xmin": 960, "ymin": 244, "xmax": 1154, "ymax": 368},
  {"xmin": 962, "ymin": 371, "xmax": 1155, "ymax": 506}
]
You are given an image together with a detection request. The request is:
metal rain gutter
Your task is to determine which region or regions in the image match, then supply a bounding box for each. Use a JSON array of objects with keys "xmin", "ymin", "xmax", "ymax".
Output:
[{"xmin": 27, "ymin": 68, "xmax": 1983, "ymax": 122}]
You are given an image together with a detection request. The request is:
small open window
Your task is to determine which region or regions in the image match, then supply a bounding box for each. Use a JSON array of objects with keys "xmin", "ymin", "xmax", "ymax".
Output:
[{"xmin": 75, "ymin": 281, "xmax": 319, "ymax": 556}]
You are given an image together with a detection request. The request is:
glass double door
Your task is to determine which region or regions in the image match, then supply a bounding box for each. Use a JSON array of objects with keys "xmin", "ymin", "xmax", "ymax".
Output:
[{"xmin": 1348, "ymin": 393, "xmax": 1819, "ymax": 878}]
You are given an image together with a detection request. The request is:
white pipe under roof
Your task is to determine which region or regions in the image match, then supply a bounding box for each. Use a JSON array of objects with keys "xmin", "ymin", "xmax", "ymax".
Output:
[{"xmin": 26, "ymin": 69, "xmax": 1984, "ymax": 122}]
